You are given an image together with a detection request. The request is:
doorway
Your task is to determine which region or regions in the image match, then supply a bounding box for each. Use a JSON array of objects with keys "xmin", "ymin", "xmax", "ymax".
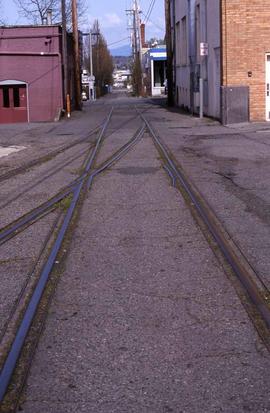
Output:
[{"xmin": 0, "ymin": 81, "xmax": 28, "ymax": 124}]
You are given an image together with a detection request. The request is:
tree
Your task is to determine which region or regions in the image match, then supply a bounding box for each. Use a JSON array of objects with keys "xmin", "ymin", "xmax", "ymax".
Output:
[
  {"xmin": 90, "ymin": 20, "xmax": 114, "ymax": 97},
  {"xmin": 131, "ymin": 54, "xmax": 142, "ymax": 96},
  {"xmin": 13, "ymin": 0, "xmax": 87, "ymax": 27},
  {"xmin": 0, "ymin": 0, "xmax": 5, "ymax": 24},
  {"xmin": 147, "ymin": 38, "xmax": 165, "ymax": 47}
]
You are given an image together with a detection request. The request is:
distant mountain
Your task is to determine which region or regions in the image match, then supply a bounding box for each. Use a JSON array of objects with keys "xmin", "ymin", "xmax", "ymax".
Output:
[
  {"xmin": 110, "ymin": 44, "xmax": 131, "ymax": 57},
  {"xmin": 113, "ymin": 55, "xmax": 132, "ymax": 70}
]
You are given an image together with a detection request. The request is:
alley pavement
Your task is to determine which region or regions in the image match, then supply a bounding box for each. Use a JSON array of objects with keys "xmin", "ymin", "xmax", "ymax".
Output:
[{"xmin": 0, "ymin": 92, "xmax": 270, "ymax": 412}]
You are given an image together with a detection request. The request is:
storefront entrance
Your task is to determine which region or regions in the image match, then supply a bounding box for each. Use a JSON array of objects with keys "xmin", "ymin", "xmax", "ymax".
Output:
[{"xmin": 0, "ymin": 80, "xmax": 28, "ymax": 124}]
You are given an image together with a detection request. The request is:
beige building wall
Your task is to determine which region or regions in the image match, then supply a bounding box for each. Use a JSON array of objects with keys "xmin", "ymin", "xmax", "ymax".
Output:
[{"xmin": 174, "ymin": 0, "xmax": 191, "ymax": 109}]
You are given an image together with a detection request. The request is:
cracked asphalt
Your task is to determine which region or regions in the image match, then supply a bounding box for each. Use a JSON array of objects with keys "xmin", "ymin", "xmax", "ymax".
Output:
[{"xmin": 8, "ymin": 94, "xmax": 269, "ymax": 412}]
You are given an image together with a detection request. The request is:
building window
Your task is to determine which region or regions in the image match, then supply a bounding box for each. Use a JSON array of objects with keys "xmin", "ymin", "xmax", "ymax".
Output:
[
  {"xmin": 180, "ymin": 16, "xmax": 187, "ymax": 65},
  {"xmin": 3, "ymin": 87, "xmax": 10, "ymax": 108},
  {"xmin": 13, "ymin": 87, "xmax": 20, "ymax": 107}
]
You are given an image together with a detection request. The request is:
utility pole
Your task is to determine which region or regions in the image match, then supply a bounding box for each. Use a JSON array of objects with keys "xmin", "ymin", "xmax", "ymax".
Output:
[
  {"xmin": 72, "ymin": 0, "xmax": 81, "ymax": 110},
  {"xmin": 133, "ymin": 6, "xmax": 138, "ymax": 58},
  {"xmin": 61, "ymin": 0, "xmax": 69, "ymax": 113},
  {"xmin": 134, "ymin": 0, "xmax": 143, "ymax": 94},
  {"xmin": 165, "ymin": 0, "xmax": 174, "ymax": 106},
  {"xmin": 126, "ymin": 7, "xmax": 136, "ymax": 60},
  {"xmin": 82, "ymin": 30, "xmax": 96, "ymax": 101},
  {"xmin": 89, "ymin": 30, "xmax": 95, "ymax": 100},
  {"xmin": 89, "ymin": 31, "xmax": 93, "ymax": 77},
  {"xmin": 126, "ymin": 1, "xmax": 142, "ymax": 96},
  {"xmin": 134, "ymin": 0, "xmax": 142, "ymax": 62}
]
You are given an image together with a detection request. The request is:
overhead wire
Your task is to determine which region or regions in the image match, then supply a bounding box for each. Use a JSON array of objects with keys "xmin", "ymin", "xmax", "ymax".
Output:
[
  {"xmin": 143, "ymin": 0, "xmax": 155, "ymax": 23},
  {"xmin": 141, "ymin": 11, "xmax": 164, "ymax": 31},
  {"xmin": 143, "ymin": 0, "xmax": 156, "ymax": 24},
  {"xmin": 108, "ymin": 36, "xmax": 130, "ymax": 47}
]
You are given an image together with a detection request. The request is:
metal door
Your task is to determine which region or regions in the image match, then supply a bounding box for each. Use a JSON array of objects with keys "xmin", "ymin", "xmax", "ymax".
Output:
[{"xmin": 266, "ymin": 55, "xmax": 270, "ymax": 121}]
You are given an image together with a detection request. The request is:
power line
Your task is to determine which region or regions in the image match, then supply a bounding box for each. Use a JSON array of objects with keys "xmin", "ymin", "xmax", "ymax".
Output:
[
  {"xmin": 143, "ymin": 0, "xmax": 156, "ymax": 24},
  {"xmin": 141, "ymin": 11, "xmax": 164, "ymax": 31},
  {"xmin": 143, "ymin": 0, "xmax": 154, "ymax": 23},
  {"xmin": 108, "ymin": 36, "xmax": 130, "ymax": 47}
]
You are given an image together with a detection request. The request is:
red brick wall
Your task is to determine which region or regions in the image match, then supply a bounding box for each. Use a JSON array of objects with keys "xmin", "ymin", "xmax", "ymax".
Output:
[{"xmin": 221, "ymin": 0, "xmax": 270, "ymax": 121}]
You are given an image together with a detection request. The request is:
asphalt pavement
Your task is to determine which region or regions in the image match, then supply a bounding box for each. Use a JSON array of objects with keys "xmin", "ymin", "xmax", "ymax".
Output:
[{"xmin": 1, "ymin": 93, "xmax": 270, "ymax": 412}]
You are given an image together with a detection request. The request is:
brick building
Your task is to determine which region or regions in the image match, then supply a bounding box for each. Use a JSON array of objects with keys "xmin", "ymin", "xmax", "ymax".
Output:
[
  {"xmin": 168, "ymin": 0, "xmax": 270, "ymax": 123},
  {"xmin": 0, "ymin": 25, "xmax": 78, "ymax": 124}
]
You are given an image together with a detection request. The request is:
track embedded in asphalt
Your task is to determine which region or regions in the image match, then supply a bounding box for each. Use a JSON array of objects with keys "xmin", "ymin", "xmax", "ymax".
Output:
[{"xmin": 0, "ymin": 101, "xmax": 269, "ymax": 411}]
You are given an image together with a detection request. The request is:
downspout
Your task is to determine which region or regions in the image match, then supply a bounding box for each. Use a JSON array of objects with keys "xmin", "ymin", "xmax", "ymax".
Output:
[
  {"xmin": 26, "ymin": 83, "xmax": 30, "ymax": 122},
  {"xmin": 220, "ymin": 0, "xmax": 226, "ymax": 123},
  {"xmin": 165, "ymin": 0, "xmax": 174, "ymax": 106},
  {"xmin": 220, "ymin": 0, "xmax": 224, "ymax": 87},
  {"xmin": 205, "ymin": 1, "xmax": 208, "ymax": 74},
  {"xmin": 204, "ymin": 0, "xmax": 208, "ymax": 113},
  {"xmin": 188, "ymin": 0, "xmax": 195, "ymax": 113},
  {"xmin": 172, "ymin": 0, "xmax": 176, "ymax": 100}
]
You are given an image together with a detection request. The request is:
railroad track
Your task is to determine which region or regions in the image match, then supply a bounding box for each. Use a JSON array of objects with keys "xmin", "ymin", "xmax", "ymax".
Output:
[
  {"xmin": 0, "ymin": 111, "xmax": 146, "ymax": 215},
  {"xmin": 0, "ymin": 104, "xmax": 269, "ymax": 411},
  {"xmin": 0, "ymin": 112, "xmax": 148, "ymax": 245},
  {"xmin": 138, "ymin": 110, "xmax": 270, "ymax": 333},
  {"xmin": 0, "ymin": 107, "xmax": 149, "ymax": 410},
  {"xmin": 0, "ymin": 125, "xmax": 102, "ymax": 184}
]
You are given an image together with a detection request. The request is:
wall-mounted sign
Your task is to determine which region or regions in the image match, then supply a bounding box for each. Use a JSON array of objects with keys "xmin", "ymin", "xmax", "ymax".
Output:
[
  {"xmin": 200, "ymin": 42, "xmax": 209, "ymax": 56},
  {"xmin": 82, "ymin": 74, "xmax": 90, "ymax": 83}
]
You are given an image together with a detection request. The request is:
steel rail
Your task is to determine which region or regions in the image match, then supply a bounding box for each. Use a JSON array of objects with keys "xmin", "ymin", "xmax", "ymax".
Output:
[
  {"xmin": 87, "ymin": 124, "xmax": 146, "ymax": 189},
  {"xmin": 163, "ymin": 164, "xmax": 176, "ymax": 187},
  {"xmin": 0, "ymin": 108, "xmax": 119, "ymax": 245},
  {"xmin": 0, "ymin": 107, "xmax": 148, "ymax": 186},
  {"xmin": 139, "ymin": 111, "xmax": 270, "ymax": 330},
  {"xmin": 0, "ymin": 186, "xmax": 74, "ymax": 246},
  {"xmin": 0, "ymin": 144, "xmax": 92, "ymax": 210},
  {"xmin": 0, "ymin": 210, "xmax": 63, "ymax": 345},
  {"xmin": 0, "ymin": 156, "xmax": 96, "ymax": 246},
  {"xmin": 0, "ymin": 107, "xmax": 114, "ymax": 402},
  {"xmin": 0, "ymin": 124, "xmax": 101, "ymax": 184},
  {"xmin": 0, "ymin": 107, "xmax": 121, "ymax": 244}
]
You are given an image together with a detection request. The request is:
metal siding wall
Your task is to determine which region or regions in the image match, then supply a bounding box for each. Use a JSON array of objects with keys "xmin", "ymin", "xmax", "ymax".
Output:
[{"xmin": 0, "ymin": 54, "xmax": 62, "ymax": 122}]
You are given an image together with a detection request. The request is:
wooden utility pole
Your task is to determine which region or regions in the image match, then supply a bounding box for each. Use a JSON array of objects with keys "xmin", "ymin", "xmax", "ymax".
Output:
[
  {"xmin": 61, "ymin": 0, "xmax": 69, "ymax": 112},
  {"xmin": 72, "ymin": 0, "xmax": 82, "ymax": 110},
  {"xmin": 134, "ymin": 0, "xmax": 142, "ymax": 62},
  {"xmin": 133, "ymin": 7, "xmax": 138, "ymax": 57},
  {"xmin": 89, "ymin": 31, "xmax": 93, "ymax": 77},
  {"xmin": 134, "ymin": 0, "xmax": 143, "ymax": 95},
  {"xmin": 165, "ymin": 0, "xmax": 174, "ymax": 106},
  {"xmin": 126, "ymin": 2, "xmax": 143, "ymax": 96}
]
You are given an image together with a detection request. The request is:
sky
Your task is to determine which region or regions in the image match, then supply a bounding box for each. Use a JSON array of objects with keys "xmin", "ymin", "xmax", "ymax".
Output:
[{"xmin": 2, "ymin": 0, "xmax": 165, "ymax": 50}]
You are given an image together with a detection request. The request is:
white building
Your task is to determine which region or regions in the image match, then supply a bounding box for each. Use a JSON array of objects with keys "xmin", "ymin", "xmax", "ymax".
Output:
[
  {"xmin": 113, "ymin": 70, "xmax": 132, "ymax": 88},
  {"xmin": 143, "ymin": 46, "xmax": 167, "ymax": 96},
  {"xmin": 170, "ymin": 0, "xmax": 220, "ymax": 118}
]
